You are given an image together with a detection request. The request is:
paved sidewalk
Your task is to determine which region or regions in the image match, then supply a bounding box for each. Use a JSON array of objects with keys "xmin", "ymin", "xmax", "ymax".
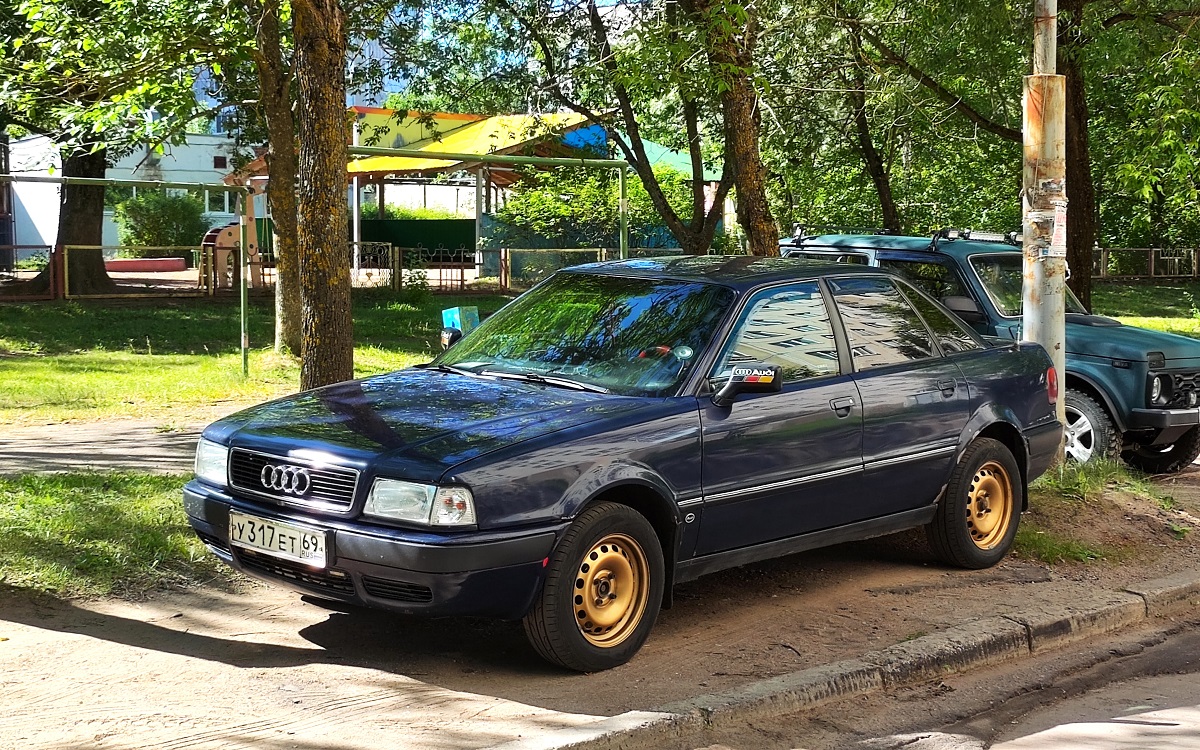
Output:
[{"xmin": 0, "ymin": 420, "xmax": 201, "ymax": 474}]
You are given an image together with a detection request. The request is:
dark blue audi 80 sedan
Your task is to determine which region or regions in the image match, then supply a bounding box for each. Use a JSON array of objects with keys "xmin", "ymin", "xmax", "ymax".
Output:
[{"xmin": 184, "ymin": 256, "xmax": 1061, "ymax": 671}]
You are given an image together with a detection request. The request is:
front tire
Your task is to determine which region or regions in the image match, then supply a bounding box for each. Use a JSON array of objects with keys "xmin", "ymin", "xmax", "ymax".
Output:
[
  {"xmin": 1123, "ymin": 425, "xmax": 1200, "ymax": 474},
  {"xmin": 1064, "ymin": 389, "xmax": 1120, "ymax": 464},
  {"xmin": 523, "ymin": 502, "xmax": 664, "ymax": 672},
  {"xmin": 927, "ymin": 438, "xmax": 1022, "ymax": 569}
]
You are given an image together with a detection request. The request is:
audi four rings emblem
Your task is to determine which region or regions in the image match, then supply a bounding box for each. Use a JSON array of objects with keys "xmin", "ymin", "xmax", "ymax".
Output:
[{"xmin": 260, "ymin": 464, "xmax": 312, "ymax": 495}]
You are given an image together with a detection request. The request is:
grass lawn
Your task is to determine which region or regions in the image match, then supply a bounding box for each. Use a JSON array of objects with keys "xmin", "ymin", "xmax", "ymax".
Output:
[
  {"xmin": 0, "ymin": 290, "xmax": 511, "ymax": 425},
  {"xmin": 1093, "ymin": 280, "xmax": 1200, "ymax": 337},
  {"xmin": 0, "ymin": 471, "xmax": 227, "ymax": 598}
]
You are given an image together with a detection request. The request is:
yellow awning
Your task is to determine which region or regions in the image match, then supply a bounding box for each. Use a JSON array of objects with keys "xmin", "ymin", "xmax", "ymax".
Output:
[{"xmin": 347, "ymin": 112, "xmax": 592, "ymax": 176}]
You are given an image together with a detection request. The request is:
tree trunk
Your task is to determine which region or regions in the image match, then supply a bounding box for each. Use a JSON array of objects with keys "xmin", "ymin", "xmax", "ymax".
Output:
[
  {"xmin": 1058, "ymin": 0, "xmax": 1096, "ymax": 310},
  {"xmin": 848, "ymin": 47, "xmax": 901, "ymax": 233},
  {"xmin": 59, "ymin": 146, "xmax": 116, "ymax": 295},
  {"xmin": 293, "ymin": 0, "xmax": 352, "ymax": 390},
  {"xmin": 710, "ymin": 4, "xmax": 778, "ymax": 256},
  {"xmin": 254, "ymin": 0, "xmax": 302, "ymax": 355}
]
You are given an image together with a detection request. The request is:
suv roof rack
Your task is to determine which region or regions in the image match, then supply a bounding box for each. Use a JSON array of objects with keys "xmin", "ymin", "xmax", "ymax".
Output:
[
  {"xmin": 792, "ymin": 223, "xmax": 898, "ymax": 239},
  {"xmin": 931, "ymin": 228, "xmax": 1023, "ymax": 250}
]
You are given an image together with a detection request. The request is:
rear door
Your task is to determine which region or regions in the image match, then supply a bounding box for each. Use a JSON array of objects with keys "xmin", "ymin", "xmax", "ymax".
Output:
[{"xmin": 826, "ymin": 275, "xmax": 974, "ymax": 516}]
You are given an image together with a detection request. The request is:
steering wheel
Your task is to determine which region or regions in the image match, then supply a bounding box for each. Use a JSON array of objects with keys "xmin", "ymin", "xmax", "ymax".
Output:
[{"xmin": 636, "ymin": 345, "xmax": 674, "ymax": 359}]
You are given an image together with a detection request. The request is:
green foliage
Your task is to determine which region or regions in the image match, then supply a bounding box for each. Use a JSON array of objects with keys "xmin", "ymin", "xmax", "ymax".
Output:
[
  {"xmin": 360, "ymin": 202, "xmax": 459, "ymax": 220},
  {"xmin": 1014, "ymin": 527, "xmax": 1106, "ymax": 564},
  {"xmin": 113, "ymin": 192, "xmax": 211, "ymax": 254},
  {"xmin": 0, "ymin": 471, "xmax": 231, "ymax": 598},
  {"xmin": 491, "ymin": 166, "xmax": 697, "ymax": 248}
]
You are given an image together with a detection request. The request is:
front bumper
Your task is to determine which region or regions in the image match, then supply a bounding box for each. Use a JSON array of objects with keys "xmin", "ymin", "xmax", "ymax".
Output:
[
  {"xmin": 183, "ymin": 481, "xmax": 562, "ymax": 620},
  {"xmin": 1128, "ymin": 407, "xmax": 1200, "ymax": 430}
]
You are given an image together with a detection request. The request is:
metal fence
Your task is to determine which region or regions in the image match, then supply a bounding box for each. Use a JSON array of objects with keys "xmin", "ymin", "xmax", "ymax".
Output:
[{"xmin": 1093, "ymin": 248, "xmax": 1200, "ymax": 279}]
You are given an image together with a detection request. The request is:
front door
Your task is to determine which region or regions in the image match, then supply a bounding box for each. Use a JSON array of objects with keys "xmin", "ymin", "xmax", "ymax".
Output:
[{"xmin": 697, "ymin": 281, "xmax": 864, "ymax": 555}]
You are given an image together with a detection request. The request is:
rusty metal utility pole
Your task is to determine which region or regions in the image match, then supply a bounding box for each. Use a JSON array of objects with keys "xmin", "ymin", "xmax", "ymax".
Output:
[{"xmin": 1023, "ymin": 0, "xmax": 1068, "ymax": 434}]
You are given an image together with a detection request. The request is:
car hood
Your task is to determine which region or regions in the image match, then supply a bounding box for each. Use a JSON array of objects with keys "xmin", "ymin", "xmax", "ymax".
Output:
[
  {"xmin": 1066, "ymin": 315, "xmax": 1200, "ymax": 366},
  {"xmin": 206, "ymin": 368, "xmax": 647, "ymax": 481}
]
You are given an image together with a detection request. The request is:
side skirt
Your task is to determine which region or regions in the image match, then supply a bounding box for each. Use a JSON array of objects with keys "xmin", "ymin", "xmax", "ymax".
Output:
[{"xmin": 673, "ymin": 505, "xmax": 938, "ymax": 584}]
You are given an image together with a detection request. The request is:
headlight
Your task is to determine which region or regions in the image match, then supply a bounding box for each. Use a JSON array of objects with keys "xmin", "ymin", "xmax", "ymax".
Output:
[
  {"xmin": 1151, "ymin": 376, "xmax": 1163, "ymax": 402},
  {"xmin": 194, "ymin": 438, "xmax": 229, "ymax": 487},
  {"xmin": 365, "ymin": 479, "xmax": 476, "ymax": 527},
  {"xmin": 1151, "ymin": 374, "xmax": 1172, "ymax": 404}
]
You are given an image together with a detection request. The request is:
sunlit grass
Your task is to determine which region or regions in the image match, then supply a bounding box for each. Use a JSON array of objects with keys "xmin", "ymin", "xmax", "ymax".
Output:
[
  {"xmin": 0, "ymin": 292, "xmax": 511, "ymax": 424},
  {"xmin": 0, "ymin": 471, "xmax": 232, "ymax": 598}
]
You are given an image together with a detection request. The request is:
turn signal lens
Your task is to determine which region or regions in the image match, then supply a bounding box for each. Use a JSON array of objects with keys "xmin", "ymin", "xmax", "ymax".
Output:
[
  {"xmin": 432, "ymin": 487, "xmax": 476, "ymax": 527},
  {"xmin": 1047, "ymin": 367, "xmax": 1058, "ymax": 405}
]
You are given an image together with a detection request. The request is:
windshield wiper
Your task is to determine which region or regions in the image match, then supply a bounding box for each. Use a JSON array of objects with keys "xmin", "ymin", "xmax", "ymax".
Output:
[
  {"xmin": 420, "ymin": 363, "xmax": 482, "ymax": 378},
  {"xmin": 481, "ymin": 369, "xmax": 609, "ymax": 394}
]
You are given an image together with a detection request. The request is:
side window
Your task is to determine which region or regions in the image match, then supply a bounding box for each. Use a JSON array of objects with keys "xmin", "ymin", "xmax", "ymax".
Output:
[
  {"xmin": 829, "ymin": 277, "xmax": 936, "ymax": 369},
  {"xmin": 879, "ymin": 259, "xmax": 969, "ymax": 301},
  {"xmin": 712, "ymin": 282, "xmax": 840, "ymax": 382},
  {"xmin": 897, "ymin": 283, "xmax": 985, "ymax": 354},
  {"xmin": 792, "ymin": 251, "xmax": 869, "ymax": 265}
]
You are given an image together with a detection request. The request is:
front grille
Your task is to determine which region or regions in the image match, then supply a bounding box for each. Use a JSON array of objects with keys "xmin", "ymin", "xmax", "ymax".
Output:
[
  {"xmin": 229, "ymin": 448, "xmax": 359, "ymax": 510},
  {"xmin": 1167, "ymin": 371, "xmax": 1200, "ymax": 408},
  {"xmin": 236, "ymin": 548, "xmax": 355, "ymax": 594},
  {"xmin": 362, "ymin": 576, "xmax": 434, "ymax": 603}
]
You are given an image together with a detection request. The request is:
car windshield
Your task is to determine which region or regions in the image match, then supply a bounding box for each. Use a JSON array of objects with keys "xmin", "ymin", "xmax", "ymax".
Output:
[
  {"xmin": 970, "ymin": 254, "xmax": 1088, "ymax": 317},
  {"xmin": 435, "ymin": 271, "xmax": 737, "ymax": 396}
]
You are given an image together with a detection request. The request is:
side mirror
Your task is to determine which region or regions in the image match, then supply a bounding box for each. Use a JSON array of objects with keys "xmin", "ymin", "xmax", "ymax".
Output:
[
  {"xmin": 941, "ymin": 296, "xmax": 986, "ymax": 324},
  {"xmin": 712, "ymin": 364, "xmax": 784, "ymax": 407},
  {"xmin": 440, "ymin": 327, "xmax": 463, "ymax": 350}
]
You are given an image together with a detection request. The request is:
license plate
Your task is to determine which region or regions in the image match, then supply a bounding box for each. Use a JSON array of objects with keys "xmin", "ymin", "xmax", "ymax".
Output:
[{"xmin": 228, "ymin": 510, "xmax": 327, "ymax": 568}]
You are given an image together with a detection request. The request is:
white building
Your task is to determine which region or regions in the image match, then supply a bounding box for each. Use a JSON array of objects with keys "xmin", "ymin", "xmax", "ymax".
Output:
[{"xmin": 9, "ymin": 133, "xmax": 249, "ymax": 253}]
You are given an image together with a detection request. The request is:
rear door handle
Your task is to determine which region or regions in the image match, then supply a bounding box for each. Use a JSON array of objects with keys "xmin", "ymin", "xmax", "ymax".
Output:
[
  {"xmin": 938, "ymin": 379, "xmax": 957, "ymax": 396},
  {"xmin": 829, "ymin": 397, "xmax": 855, "ymax": 417}
]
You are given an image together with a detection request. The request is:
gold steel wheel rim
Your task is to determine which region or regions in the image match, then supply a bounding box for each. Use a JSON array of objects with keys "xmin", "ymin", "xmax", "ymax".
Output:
[
  {"xmin": 573, "ymin": 533, "xmax": 650, "ymax": 648},
  {"xmin": 966, "ymin": 460, "xmax": 1014, "ymax": 549}
]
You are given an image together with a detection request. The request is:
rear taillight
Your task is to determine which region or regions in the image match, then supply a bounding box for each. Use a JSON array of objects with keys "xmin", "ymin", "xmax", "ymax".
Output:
[{"xmin": 1047, "ymin": 366, "xmax": 1058, "ymax": 405}]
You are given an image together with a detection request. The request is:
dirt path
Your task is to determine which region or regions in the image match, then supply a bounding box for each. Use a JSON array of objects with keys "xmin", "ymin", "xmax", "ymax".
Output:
[{"xmin": 3, "ymin": 422, "xmax": 1200, "ymax": 748}]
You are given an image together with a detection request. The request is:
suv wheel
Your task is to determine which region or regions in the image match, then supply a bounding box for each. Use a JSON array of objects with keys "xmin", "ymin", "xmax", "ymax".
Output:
[
  {"xmin": 926, "ymin": 437, "xmax": 1022, "ymax": 569},
  {"xmin": 1064, "ymin": 389, "xmax": 1120, "ymax": 464},
  {"xmin": 1123, "ymin": 426, "xmax": 1200, "ymax": 474},
  {"xmin": 523, "ymin": 502, "xmax": 664, "ymax": 672}
]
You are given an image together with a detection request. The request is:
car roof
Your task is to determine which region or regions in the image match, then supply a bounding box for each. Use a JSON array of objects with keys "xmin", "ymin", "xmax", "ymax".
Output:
[
  {"xmin": 563, "ymin": 254, "xmax": 885, "ymax": 291},
  {"xmin": 795, "ymin": 234, "xmax": 1022, "ymax": 262}
]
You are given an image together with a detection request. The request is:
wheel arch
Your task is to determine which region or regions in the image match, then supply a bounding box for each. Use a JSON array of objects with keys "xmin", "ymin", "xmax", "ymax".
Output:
[
  {"xmin": 568, "ymin": 479, "xmax": 681, "ymax": 609},
  {"xmin": 956, "ymin": 408, "xmax": 1030, "ymax": 511},
  {"xmin": 1065, "ymin": 370, "xmax": 1127, "ymax": 433}
]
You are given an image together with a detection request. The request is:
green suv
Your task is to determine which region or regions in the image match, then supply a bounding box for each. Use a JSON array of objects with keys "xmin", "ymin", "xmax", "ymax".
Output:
[{"xmin": 781, "ymin": 231, "xmax": 1200, "ymax": 473}]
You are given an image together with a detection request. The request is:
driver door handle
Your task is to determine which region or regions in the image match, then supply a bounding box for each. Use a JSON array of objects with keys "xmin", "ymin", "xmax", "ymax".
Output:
[
  {"xmin": 829, "ymin": 396, "xmax": 855, "ymax": 417},
  {"xmin": 938, "ymin": 379, "xmax": 957, "ymax": 397}
]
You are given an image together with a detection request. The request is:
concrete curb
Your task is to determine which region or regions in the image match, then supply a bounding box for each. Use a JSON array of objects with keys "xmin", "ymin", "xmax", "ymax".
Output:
[{"xmin": 532, "ymin": 571, "xmax": 1200, "ymax": 750}]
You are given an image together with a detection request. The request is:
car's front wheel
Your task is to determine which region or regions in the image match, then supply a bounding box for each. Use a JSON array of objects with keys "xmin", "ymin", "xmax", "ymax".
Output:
[
  {"xmin": 927, "ymin": 437, "xmax": 1022, "ymax": 569},
  {"xmin": 1064, "ymin": 389, "xmax": 1120, "ymax": 464},
  {"xmin": 1122, "ymin": 425, "xmax": 1200, "ymax": 474},
  {"xmin": 523, "ymin": 502, "xmax": 664, "ymax": 672}
]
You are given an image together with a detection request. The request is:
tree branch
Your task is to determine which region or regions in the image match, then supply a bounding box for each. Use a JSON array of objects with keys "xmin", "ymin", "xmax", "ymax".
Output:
[{"xmin": 858, "ymin": 26, "xmax": 1021, "ymax": 143}]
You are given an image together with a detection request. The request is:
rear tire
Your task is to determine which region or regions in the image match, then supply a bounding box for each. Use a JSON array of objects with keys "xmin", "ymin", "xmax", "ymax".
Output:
[
  {"xmin": 1123, "ymin": 425, "xmax": 1200, "ymax": 474},
  {"xmin": 523, "ymin": 502, "xmax": 664, "ymax": 672},
  {"xmin": 927, "ymin": 438, "xmax": 1022, "ymax": 569}
]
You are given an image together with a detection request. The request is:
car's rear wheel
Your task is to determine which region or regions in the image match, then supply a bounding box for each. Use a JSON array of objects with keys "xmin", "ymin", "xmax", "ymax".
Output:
[
  {"xmin": 1064, "ymin": 389, "xmax": 1120, "ymax": 464},
  {"xmin": 523, "ymin": 501, "xmax": 664, "ymax": 672},
  {"xmin": 1122, "ymin": 425, "xmax": 1200, "ymax": 474},
  {"xmin": 927, "ymin": 438, "xmax": 1022, "ymax": 569}
]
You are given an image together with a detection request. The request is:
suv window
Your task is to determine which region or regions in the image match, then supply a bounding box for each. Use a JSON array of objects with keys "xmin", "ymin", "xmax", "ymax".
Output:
[
  {"xmin": 879, "ymin": 259, "xmax": 969, "ymax": 301},
  {"xmin": 829, "ymin": 276, "xmax": 936, "ymax": 369},
  {"xmin": 897, "ymin": 283, "xmax": 985, "ymax": 354},
  {"xmin": 712, "ymin": 282, "xmax": 840, "ymax": 382},
  {"xmin": 792, "ymin": 251, "xmax": 869, "ymax": 264}
]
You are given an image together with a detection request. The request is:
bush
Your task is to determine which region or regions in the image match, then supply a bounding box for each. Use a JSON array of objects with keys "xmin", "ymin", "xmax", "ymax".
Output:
[{"xmin": 113, "ymin": 192, "xmax": 211, "ymax": 258}]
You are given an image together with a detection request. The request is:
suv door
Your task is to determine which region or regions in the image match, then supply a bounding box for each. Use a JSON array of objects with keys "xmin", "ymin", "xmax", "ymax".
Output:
[
  {"xmin": 827, "ymin": 276, "xmax": 974, "ymax": 515},
  {"xmin": 696, "ymin": 281, "xmax": 864, "ymax": 554}
]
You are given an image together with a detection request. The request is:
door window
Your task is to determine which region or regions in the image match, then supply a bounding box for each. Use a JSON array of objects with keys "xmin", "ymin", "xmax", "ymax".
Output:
[
  {"xmin": 829, "ymin": 277, "xmax": 936, "ymax": 369},
  {"xmin": 896, "ymin": 283, "xmax": 985, "ymax": 354},
  {"xmin": 712, "ymin": 282, "xmax": 840, "ymax": 382},
  {"xmin": 879, "ymin": 259, "xmax": 969, "ymax": 301}
]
